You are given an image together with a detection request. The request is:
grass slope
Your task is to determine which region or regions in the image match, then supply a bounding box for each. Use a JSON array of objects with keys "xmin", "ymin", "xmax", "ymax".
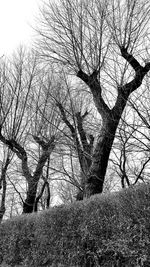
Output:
[{"xmin": 1, "ymin": 184, "xmax": 150, "ymax": 266}]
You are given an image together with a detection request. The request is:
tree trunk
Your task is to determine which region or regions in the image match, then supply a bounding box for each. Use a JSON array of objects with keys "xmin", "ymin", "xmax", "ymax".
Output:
[
  {"xmin": 23, "ymin": 180, "xmax": 38, "ymax": 213},
  {"xmin": 85, "ymin": 117, "xmax": 119, "ymax": 197},
  {"xmin": 0, "ymin": 155, "xmax": 10, "ymax": 222},
  {"xmin": 76, "ymin": 154, "xmax": 92, "ymax": 200},
  {"xmin": 34, "ymin": 181, "xmax": 48, "ymax": 212}
]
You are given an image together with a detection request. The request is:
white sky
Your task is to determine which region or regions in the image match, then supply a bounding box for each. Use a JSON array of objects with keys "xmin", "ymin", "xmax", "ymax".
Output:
[{"xmin": 0, "ymin": 0, "xmax": 40, "ymax": 55}]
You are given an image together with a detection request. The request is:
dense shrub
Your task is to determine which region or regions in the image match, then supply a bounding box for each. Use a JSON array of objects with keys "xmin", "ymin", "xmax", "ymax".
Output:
[{"xmin": 1, "ymin": 183, "xmax": 150, "ymax": 266}]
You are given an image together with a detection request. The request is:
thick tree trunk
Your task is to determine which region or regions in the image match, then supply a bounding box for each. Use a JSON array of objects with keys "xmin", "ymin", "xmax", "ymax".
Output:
[
  {"xmin": 85, "ymin": 117, "xmax": 119, "ymax": 197},
  {"xmin": 23, "ymin": 181, "xmax": 38, "ymax": 213},
  {"xmin": 0, "ymin": 156, "xmax": 10, "ymax": 222}
]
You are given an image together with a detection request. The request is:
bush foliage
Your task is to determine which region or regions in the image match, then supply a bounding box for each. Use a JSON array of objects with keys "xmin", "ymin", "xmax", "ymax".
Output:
[{"xmin": 1, "ymin": 183, "xmax": 150, "ymax": 266}]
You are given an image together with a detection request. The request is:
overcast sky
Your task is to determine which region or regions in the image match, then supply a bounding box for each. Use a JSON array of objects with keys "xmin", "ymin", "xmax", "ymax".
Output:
[{"xmin": 0, "ymin": 0, "xmax": 40, "ymax": 55}]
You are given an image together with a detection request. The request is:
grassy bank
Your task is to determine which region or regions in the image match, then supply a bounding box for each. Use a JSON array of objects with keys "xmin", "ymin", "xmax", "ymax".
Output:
[{"xmin": 1, "ymin": 183, "xmax": 150, "ymax": 266}]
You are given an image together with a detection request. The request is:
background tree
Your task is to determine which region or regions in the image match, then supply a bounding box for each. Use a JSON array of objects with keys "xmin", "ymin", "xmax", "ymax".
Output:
[
  {"xmin": 51, "ymin": 75, "xmax": 96, "ymax": 199},
  {"xmin": 110, "ymin": 107, "xmax": 150, "ymax": 189},
  {"xmin": 0, "ymin": 49, "xmax": 61, "ymax": 214},
  {"xmin": 37, "ymin": 0, "xmax": 150, "ymax": 197}
]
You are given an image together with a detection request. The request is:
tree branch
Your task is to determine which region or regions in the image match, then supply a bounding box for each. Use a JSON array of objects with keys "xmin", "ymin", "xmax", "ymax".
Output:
[
  {"xmin": 56, "ymin": 102, "xmax": 75, "ymax": 135},
  {"xmin": 120, "ymin": 47, "xmax": 150, "ymax": 94},
  {"xmin": 33, "ymin": 135, "xmax": 55, "ymax": 150},
  {"xmin": 77, "ymin": 69, "xmax": 110, "ymax": 116},
  {"xmin": 77, "ymin": 69, "xmax": 90, "ymax": 84},
  {"xmin": 34, "ymin": 181, "xmax": 48, "ymax": 212},
  {"xmin": 89, "ymin": 134, "xmax": 94, "ymax": 154},
  {"xmin": 46, "ymin": 182, "xmax": 50, "ymax": 208},
  {"xmin": 75, "ymin": 111, "xmax": 90, "ymax": 153},
  {"xmin": 56, "ymin": 102, "xmax": 82, "ymax": 151},
  {"xmin": 124, "ymin": 62, "xmax": 150, "ymax": 94},
  {"xmin": 0, "ymin": 155, "xmax": 10, "ymax": 189},
  {"xmin": 133, "ymin": 157, "xmax": 150, "ymax": 185},
  {"xmin": 120, "ymin": 47, "xmax": 142, "ymax": 71},
  {"xmin": 33, "ymin": 137, "xmax": 55, "ymax": 180},
  {"xmin": 0, "ymin": 130, "xmax": 32, "ymax": 181}
]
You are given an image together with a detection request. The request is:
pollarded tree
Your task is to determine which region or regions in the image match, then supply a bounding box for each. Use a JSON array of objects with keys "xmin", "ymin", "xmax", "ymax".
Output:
[
  {"xmin": 45, "ymin": 70, "xmax": 98, "ymax": 200},
  {"xmin": 57, "ymin": 102, "xmax": 94, "ymax": 200},
  {"xmin": 37, "ymin": 0, "xmax": 150, "ymax": 197},
  {"xmin": 53, "ymin": 77, "xmax": 95, "ymax": 199},
  {"xmin": 0, "ymin": 49, "xmax": 60, "ymax": 213}
]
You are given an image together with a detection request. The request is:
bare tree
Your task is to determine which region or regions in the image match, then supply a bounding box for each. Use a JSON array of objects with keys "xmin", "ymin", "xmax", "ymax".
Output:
[
  {"xmin": 37, "ymin": 0, "xmax": 150, "ymax": 197},
  {"xmin": 43, "ymin": 70, "xmax": 100, "ymax": 199},
  {"xmin": 110, "ymin": 107, "xmax": 150, "ymax": 189},
  {"xmin": 55, "ymin": 84, "xmax": 95, "ymax": 199},
  {"xmin": 0, "ymin": 49, "xmax": 60, "ymax": 213}
]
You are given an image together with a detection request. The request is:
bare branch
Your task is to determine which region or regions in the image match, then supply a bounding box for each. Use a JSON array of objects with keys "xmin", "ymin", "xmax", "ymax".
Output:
[{"xmin": 120, "ymin": 46, "xmax": 142, "ymax": 71}]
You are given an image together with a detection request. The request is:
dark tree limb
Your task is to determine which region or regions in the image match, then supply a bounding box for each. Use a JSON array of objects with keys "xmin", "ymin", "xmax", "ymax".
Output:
[
  {"xmin": 75, "ymin": 111, "xmax": 90, "ymax": 153},
  {"xmin": 0, "ymin": 131, "xmax": 31, "ymax": 181},
  {"xmin": 33, "ymin": 135, "xmax": 55, "ymax": 150},
  {"xmin": 34, "ymin": 181, "xmax": 48, "ymax": 212},
  {"xmin": 0, "ymin": 155, "xmax": 10, "ymax": 222},
  {"xmin": 46, "ymin": 182, "xmax": 50, "ymax": 208},
  {"xmin": 120, "ymin": 47, "xmax": 150, "ymax": 94},
  {"xmin": 89, "ymin": 134, "xmax": 94, "ymax": 154},
  {"xmin": 56, "ymin": 102, "xmax": 76, "ymax": 136},
  {"xmin": 120, "ymin": 47, "xmax": 141, "ymax": 71},
  {"xmin": 133, "ymin": 157, "xmax": 150, "ymax": 185},
  {"xmin": 77, "ymin": 69, "xmax": 110, "ymax": 117},
  {"xmin": 56, "ymin": 101, "xmax": 84, "ymax": 163},
  {"xmin": 33, "ymin": 136, "xmax": 55, "ymax": 179}
]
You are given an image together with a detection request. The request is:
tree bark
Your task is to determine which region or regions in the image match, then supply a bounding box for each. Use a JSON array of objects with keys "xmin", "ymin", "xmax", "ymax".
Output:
[
  {"xmin": 23, "ymin": 180, "xmax": 38, "ymax": 213},
  {"xmin": 85, "ymin": 116, "xmax": 119, "ymax": 197},
  {"xmin": 34, "ymin": 181, "xmax": 48, "ymax": 212},
  {"xmin": 0, "ymin": 155, "xmax": 10, "ymax": 222}
]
